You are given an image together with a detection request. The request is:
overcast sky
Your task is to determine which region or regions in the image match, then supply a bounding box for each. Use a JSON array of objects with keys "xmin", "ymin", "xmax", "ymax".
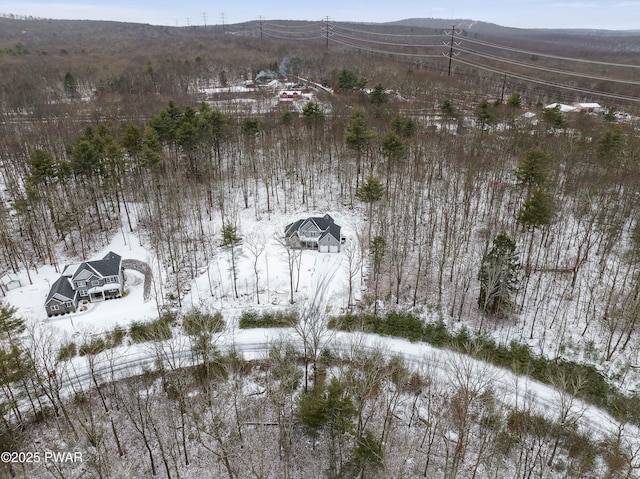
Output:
[{"xmin": 1, "ymin": 0, "xmax": 639, "ymax": 30}]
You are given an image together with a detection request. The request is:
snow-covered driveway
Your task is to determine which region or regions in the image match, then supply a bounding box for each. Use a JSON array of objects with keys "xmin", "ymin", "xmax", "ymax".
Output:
[{"xmin": 305, "ymin": 251, "xmax": 345, "ymax": 313}]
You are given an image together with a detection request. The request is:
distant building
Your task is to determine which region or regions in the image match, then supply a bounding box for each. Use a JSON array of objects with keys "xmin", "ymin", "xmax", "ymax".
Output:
[
  {"xmin": 573, "ymin": 102, "xmax": 602, "ymax": 112},
  {"xmin": 45, "ymin": 251, "xmax": 125, "ymax": 317},
  {"xmin": 545, "ymin": 102, "xmax": 576, "ymax": 113}
]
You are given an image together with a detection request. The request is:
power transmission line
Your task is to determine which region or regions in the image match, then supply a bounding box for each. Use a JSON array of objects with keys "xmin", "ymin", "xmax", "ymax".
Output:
[
  {"xmin": 264, "ymin": 21, "xmax": 325, "ymax": 29},
  {"xmin": 460, "ymin": 35, "xmax": 640, "ymax": 69},
  {"xmin": 331, "ymin": 30, "xmax": 443, "ymax": 48},
  {"xmin": 330, "ymin": 23, "xmax": 447, "ymax": 38},
  {"xmin": 329, "ymin": 36, "xmax": 443, "ymax": 59},
  {"xmin": 452, "ymin": 56, "xmax": 640, "ymax": 102},
  {"xmin": 238, "ymin": 17, "xmax": 639, "ymax": 103},
  {"xmin": 456, "ymin": 46, "xmax": 640, "ymax": 85}
]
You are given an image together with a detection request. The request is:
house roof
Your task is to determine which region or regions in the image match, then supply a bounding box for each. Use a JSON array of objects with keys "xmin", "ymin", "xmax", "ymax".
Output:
[
  {"xmin": 61, "ymin": 264, "xmax": 80, "ymax": 277},
  {"xmin": 319, "ymin": 223, "xmax": 341, "ymax": 243},
  {"xmin": 0, "ymin": 273, "xmax": 19, "ymax": 284},
  {"xmin": 575, "ymin": 102, "xmax": 601, "ymax": 109},
  {"xmin": 88, "ymin": 251, "xmax": 122, "ymax": 277},
  {"xmin": 310, "ymin": 214, "xmax": 334, "ymax": 231},
  {"xmin": 72, "ymin": 262, "xmax": 101, "ymax": 282},
  {"xmin": 545, "ymin": 102, "xmax": 576, "ymax": 113},
  {"xmin": 45, "ymin": 276, "xmax": 76, "ymax": 304},
  {"xmin": 285, "ymin": 214, "xmax": 337, "ymax": 238},
  {"xmin": 285, "ymin": 219, "xmax": 305, "ymax": 238},
  {"xmin": 72, "ymin": 251, "xmax": 122, "ymax": 281}
]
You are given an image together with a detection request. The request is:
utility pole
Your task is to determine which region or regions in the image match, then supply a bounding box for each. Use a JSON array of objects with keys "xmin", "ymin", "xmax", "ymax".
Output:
[
  {"xmin": 443, "ymin": 25, "xmax": 461, "ymax": 77},
  {"xmin": 324, "ymin": 16, "xmax": 330, "ymax": 49},
  {"xmin": 258, "ymin": 16, "xmax": 264, "ymax": 39},
  {"xmin": 448, "ymin": 25, "xmax": 454, "ymax": 76},
  {"xmin": 220, "ymin": 12, "xmax": 226, "ymax": 34},
  {"xmin": 202, "ymin": 12, "xmax": 207, "ymax": 30}
]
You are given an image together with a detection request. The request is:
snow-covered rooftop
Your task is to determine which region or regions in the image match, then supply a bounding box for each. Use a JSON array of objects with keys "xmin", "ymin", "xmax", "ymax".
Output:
[{"xmin": 545, "ymin": 102, "xmax": 576, "ymax": 113}]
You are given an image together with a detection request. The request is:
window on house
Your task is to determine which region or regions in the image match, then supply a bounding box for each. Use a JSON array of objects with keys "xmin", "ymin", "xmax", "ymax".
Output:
[
  {"xmin": 91, "ymin": 280, "xmax": 100, "ymax": 286},
  {"xmin": 50, "ymin": 305, "xmax": 59, "ymax": 311},
  {"xmin": 80, "ymin": 290, "xmax": 88, "ymax": 297},
  {"xmin": 76, "ymin": 281, "xmax": 86, "ymax": 288},
  {"xmin": 105, "ymin": 277, "xmax": 117, "ymax": 284},
  {"xmin": 64, "ymin": 301, "xmax": 72, "ymax": 308}
]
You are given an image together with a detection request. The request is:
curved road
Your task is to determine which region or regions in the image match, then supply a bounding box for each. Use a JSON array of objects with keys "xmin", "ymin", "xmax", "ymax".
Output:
[{"xmin": 53, "ymin": 328, "xmax": 639, "ymax": 456}]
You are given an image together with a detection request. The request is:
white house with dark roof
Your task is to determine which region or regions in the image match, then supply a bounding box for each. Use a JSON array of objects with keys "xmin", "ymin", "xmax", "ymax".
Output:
[
  {"xmin": 45, "ymin": 251, "xmax": 125, "ymax": 317},
  {"xmin": 284, "ymin": 214, "xmax": 343, "ymax": 253}
]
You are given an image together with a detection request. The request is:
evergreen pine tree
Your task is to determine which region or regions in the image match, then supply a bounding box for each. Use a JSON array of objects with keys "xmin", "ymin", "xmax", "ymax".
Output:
[
  {"xmin": 515, "ymin": 147, "xmax": 549, "ymax": 190},
  {"xmin": 541, "ymin": 105, "xmax": 565, "ymax": 129},
  {"xmin": 356, "ymin": 175, "xmax": 384, "ymax": 242},
  {"xmin": 517, "ymin": 185, "xmax": 553, "ymax": 229},
  {"xmin": 345, "ymin": 110, "xmax": 373, "ymax": 192},
  {"xmin": 476, "ymin": 99, "xmax": 496, "ymax": 130},
  {"xmin": 369, "ymin": 83, "xmax": 388, "ymax": 105},
  {"xmin": 221, "ymin": 223, "xmax": 242, "ymax": 298}
]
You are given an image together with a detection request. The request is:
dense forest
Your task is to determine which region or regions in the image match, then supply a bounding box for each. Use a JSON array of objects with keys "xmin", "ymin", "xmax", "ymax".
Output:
[{"xmin": 1, "ymin": 16, "xmax": 640, "ymax": 478}]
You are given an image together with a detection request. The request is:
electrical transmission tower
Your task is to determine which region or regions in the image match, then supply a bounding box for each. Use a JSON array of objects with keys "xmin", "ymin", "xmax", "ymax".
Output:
[
  {"xmin": 443, "ymin": 25, "xmax": 462, "ymax": 76},
  {"xmin": 324, "ymin": 16, "xmax": 331, "ymax": 49}
]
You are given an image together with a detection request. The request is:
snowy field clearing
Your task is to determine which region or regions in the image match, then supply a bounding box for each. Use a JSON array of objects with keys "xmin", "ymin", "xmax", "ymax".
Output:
[{"xmin": 3, "ymin": 205, "xmax": 361, "ymax": 338}]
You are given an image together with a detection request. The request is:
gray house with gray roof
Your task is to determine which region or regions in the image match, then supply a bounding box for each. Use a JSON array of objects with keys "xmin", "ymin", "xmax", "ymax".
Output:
[
  {"xmin": 44, "ymin": 276, "xmax": 79, "ymax": 317},
  {"xmin": 284, "ymin": 214, "xmax": 343, "ymax": 253},
  {"xmin": 45, "ymin": 251, "xmax": 125, "ymax": 317}
]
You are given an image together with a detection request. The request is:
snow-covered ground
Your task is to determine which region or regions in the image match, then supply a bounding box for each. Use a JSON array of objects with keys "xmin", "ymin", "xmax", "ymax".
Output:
[
  {"xmin": 4, "ymin": 204, "xmax": 361, "ymax": 337},
  {"xmin": 5, "ymin": 198, "xmax": 638, "ymax": 457}
]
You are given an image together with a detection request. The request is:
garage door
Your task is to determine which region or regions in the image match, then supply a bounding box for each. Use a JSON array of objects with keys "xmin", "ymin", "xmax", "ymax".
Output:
[
  {"xmin": 319, "ymin": 244, "xmax": 329, "ymax": 253},
  {"xmin": 329, "ymin": 244, "xmax": 339, "ymax": 253}
]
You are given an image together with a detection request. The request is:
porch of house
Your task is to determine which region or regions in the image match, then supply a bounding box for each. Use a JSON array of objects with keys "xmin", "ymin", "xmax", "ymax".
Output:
[{"xmin": 88, "ymin": 285, "xmax": 122, "ymax": 302}]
